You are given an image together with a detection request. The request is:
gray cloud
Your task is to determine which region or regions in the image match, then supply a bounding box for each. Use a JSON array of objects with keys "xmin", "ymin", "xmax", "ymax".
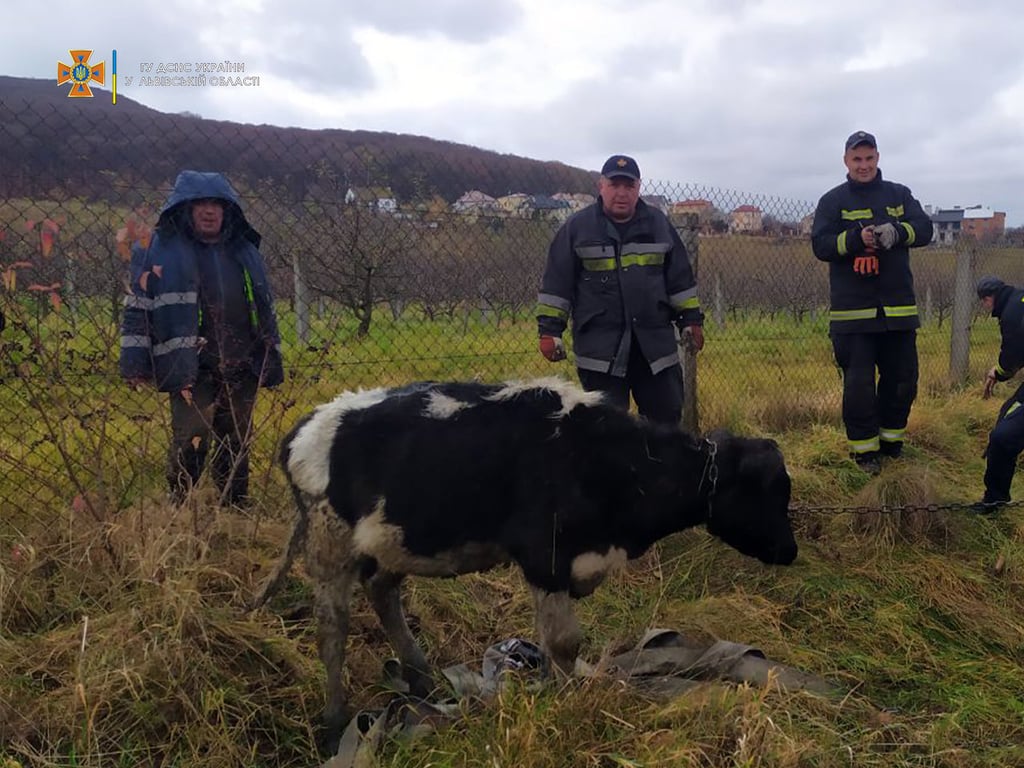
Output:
[{"xmin": 4, "ymin": 0, "xmax": 1023, "ymax": 222}]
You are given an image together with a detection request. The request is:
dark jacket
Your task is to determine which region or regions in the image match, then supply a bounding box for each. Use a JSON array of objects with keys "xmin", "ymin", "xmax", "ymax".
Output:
[
  {"xmin": 811, "ymin": 170, "xmax": 933, "ymax": 334},
  {"xmin": 990, "ymin": 284, "xmax": 1024, "ymax": 382},
  {"xmin": 119, "ymin": 171, "xmax": 284, "ymax": 392},
  {"xmin": 536, "ymin": 199, "xmax": 702, "ymax": 376}
]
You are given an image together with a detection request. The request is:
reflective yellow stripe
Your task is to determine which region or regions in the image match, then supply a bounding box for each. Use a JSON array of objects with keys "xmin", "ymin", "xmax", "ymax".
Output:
[
  {"xmin": 901, "ymin": 222, "xmax": 915, "ymax": 246},
  {"xmin": 883, "ymin": 305, "xmax": 918, "ymax": 318},
  {"xmin": 242, "ymin": 268, "xmax": 258, "ymax": 329},
  {"xmin": 850, "ymin": 436, "xmax": 880, "ymax": 454},
  {"xmin": 880, "ymin": 428, "xmax": 905, "ymax": 442},
  {"xmin": 536, "ymin": 304, "xmax": 568, "ymax": 319},
  {"xmin": 581, "ymin": 258, "xmax": 617, "ymax": 271},
  {"xmin": 679, "ymin": 297, "xmax": 700, "ymax": 309},
  {"xmin": 1007, "ymin": 402, "xmax": 1021, "ymax": 416},
  {"xmin": 837, "ymin": 230, "xmax": 849, "ymax": 256},
  {"xmin": 886, "ymin": 205, "xmax": 904, "ymax": 217},
  {"xmin": 996, "ymin": 363, "xmax": 1007, "ymax": 376},
  {"xmin": 830, "ymin": 308, "xmax": 878, "ymax": 321},
  {"xmin": 841, "ymin": 208, "xmax": 873, "ymax": 221},
  {"xmin": 620, "ymin": 253, "xmax": 665, "ymax": 268}
]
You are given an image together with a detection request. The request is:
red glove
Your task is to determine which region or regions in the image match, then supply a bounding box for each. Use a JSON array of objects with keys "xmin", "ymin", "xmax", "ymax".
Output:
[
  {"xmin": 680, "ymin": 325, "xmax": 704, "ymax": 352},
  {"xmin": 539, "ymin": 335, "xmax": 566, "ymax": 362},
  {"xmin": 853, "ymin": 249, "xmax": 879, "ymax": 275}
]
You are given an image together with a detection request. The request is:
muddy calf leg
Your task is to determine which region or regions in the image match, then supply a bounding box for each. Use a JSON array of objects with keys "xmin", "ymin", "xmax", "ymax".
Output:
[
  {"xmin": 531, "ymin": 588, "xmax": 582, "ymax": 677},
  {"xmin": 363, "ymin": 569, "xmax": 436, "ymax": 697}
]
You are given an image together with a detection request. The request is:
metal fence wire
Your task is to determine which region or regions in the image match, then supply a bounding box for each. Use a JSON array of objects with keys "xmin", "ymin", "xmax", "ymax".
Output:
[{"xmin": 1, "ymin": 100, "xmax": 1023, "ymax": 525}]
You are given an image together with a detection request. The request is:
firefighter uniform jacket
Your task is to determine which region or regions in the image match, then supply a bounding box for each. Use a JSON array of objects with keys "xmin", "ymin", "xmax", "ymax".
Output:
[
  {"xmin": 536, "ymin": 199, "xmax": 702, "ymax": 376},
  {"xmin": 811, "ymin": 171, "xmax": 933, "ymax": 334},
  {"xmin": 990, "ymin": 285, "xmax": 1024, "ymax": 383}
]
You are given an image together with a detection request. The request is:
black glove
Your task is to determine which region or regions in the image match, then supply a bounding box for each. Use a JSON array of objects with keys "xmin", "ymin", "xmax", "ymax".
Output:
[{"xmin": 873, "ymin": 222, "xmax": 900, "ymax": 250}]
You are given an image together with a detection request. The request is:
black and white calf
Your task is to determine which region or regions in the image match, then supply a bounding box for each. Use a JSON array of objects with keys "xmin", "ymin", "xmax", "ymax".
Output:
[{"xmin": 254, "ymin": 377, "xmax": 797, "ymax": 742}]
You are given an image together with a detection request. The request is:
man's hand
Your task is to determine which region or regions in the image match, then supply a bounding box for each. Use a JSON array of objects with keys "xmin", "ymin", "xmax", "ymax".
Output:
[
  {"xmin": 126, "ymin": 377, "xmax": 152, "ymax": 392},
  {"xmin": 874, "ymin": 222, "xmax": 900, "ymax": 250},
  {"xmin": 984, "ymin": 367, "xmax": 998, "ymax": 399},
  {"xmin": 853, "ymin": 255, "xmax": 879, "ymax": 275},
  {"xmin": 680, "ymin": 325, "xmax": 704, "ymax": 353},
  {"xmin": 860, "ymin": 225, "xmax": 876, "ymax": 249},
  {"xmin": 539, "ymin": 335, "xmax": 566, "ymax": 362}
]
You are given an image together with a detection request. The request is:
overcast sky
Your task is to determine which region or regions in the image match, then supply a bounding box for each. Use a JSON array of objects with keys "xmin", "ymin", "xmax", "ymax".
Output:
[{"xmin": 5, "ymin": 0, "xmax": 1023, "ymax": 223}]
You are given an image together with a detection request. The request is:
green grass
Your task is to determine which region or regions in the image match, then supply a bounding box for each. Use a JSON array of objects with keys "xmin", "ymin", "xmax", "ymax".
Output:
[{"xmin": 2, "ymin": 298, "xmax": 1024, "ymax": 767}]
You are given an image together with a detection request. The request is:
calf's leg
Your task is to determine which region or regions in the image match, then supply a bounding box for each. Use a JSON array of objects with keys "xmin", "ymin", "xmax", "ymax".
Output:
[
  {"xmin": 531, "ymin": 588, "xmax": 582, "ymax": 677},
  {"xmin": 363, "ymin": 569, "xmax": 435, "ymax": 697},
  {"xmin": 306, "ymin": 504, "xmax": 358, "ymax": 750}
]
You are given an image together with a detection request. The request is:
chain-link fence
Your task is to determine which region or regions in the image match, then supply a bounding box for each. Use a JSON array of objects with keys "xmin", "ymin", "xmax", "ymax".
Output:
[{"xmin": 2, "ymin": 98, "xmax": 1023, "ymax": 527}]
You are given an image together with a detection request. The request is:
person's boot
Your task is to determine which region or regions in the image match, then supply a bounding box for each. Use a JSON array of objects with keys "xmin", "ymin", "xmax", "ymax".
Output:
[
  {"xmin": 879, "ymin": 441, "xmax": 903, "ymax": 459},
  {"xmin": 970, "ymin": 490, "xmax": 1010, "ymax": 515},
  {"xmin": 854, "ymin": 451, "xmax": 882, "ymax": 476}
]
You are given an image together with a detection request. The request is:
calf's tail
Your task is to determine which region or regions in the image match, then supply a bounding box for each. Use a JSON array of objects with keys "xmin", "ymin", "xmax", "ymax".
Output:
[{"xmin": 248, "ymin": 479, "xmax": 311, "ymax": 610}]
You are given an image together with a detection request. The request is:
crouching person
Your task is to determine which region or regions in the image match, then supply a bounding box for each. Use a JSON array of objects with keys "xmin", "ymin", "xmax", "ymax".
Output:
[
  {"xmin": 119, "ymin": 170, "xmax": 284, "ymax": 507},
  {"xmin": 975, "ymin": 276, "xmax": 1024, "ymax": 512}
]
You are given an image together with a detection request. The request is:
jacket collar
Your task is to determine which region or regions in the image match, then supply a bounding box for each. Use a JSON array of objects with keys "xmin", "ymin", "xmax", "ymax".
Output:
[{"xmin": 845, "ymin": 169, "xmax": 885, "ymax": 191}]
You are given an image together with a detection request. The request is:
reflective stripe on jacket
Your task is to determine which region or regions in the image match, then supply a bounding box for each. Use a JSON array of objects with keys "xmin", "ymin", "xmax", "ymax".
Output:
[
  {"xmin": 536, "ymin": 199, "xmax": 701, "ymax": 376},
  {"xmin": 810, "ymin": 170, "xmax": 933, "ymax": 334}
]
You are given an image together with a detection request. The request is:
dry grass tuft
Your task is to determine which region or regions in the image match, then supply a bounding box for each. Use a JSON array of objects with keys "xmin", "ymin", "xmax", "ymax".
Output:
[{"xmin": 850, "ymin": 463, "xmax": 951, "ymax": 546}]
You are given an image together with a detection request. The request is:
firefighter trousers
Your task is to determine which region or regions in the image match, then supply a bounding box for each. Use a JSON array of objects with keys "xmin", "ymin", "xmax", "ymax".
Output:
[
  {"xmin": 577, "ymin": 333, "xmax": 684, "ymax": 426},
  {"xmin": 831, "ymin": 330, "xmax": 918, "ymax": 455},
  {"xmin": 983, "ymin": 383, "xmax": 1024, "ymax": 501}
]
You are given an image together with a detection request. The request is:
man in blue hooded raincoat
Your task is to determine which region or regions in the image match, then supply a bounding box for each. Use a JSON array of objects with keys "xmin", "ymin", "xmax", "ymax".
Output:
[{"xmin": 120, "ymin": 171, "xmax": 283, "ymax": 507}]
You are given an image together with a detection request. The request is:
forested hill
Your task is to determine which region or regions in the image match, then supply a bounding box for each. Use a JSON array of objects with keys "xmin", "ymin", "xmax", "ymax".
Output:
[{"xmin": 0, "ymin": 76, "xmax": 597, "ymax": 203}]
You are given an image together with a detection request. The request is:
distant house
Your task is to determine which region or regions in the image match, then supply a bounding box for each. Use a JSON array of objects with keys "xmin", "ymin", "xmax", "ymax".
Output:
[
  {"xmin": 529, "ymin": 194, "xmax": 572, "ymax": 222},
  {"xmin": 930, "ymin": 205, "xmax": 1006, "ymax": 244},
  {"xmin": 930, "ymin": 208, "xmax": 963, "ymax": 245},
  {"xmin": 641, "ymin": 195, "xmax": 670, "ymax": 214},
  {"xmin": 496, "ymin": 193, "xmax": 531, "ymax": 217},
  {"xmin": 800, "ymin": 212, "xmax": 815, "ymax": 236},
  {"xmin": 670, "ymin": 199, "xmax": 713, "ymax": 216},
  {"xmin": 345, "ymin": 186, "xmax": 398, "ymax": 214},
  {"xmin": 453, "ymin": 190, "xmax": 498, "ymax": 214},
  {"xmin": 729, "ymin": 205, "xmax": 763, "ymax": 234},
  {"xmin": 552, "ymin": 192, "xmax": 595, "ymax": 213},
  {"xmin": 962, "ymin": 206, "xmax": 1006, "ymax": 241}
]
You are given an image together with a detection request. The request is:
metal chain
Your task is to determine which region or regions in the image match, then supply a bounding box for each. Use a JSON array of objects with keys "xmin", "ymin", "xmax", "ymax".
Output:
[
  {"xmin": 699, "ymin": 438, "xmax": 719, "ymax": 519},
  {"xmin": 790, "ymin": 499, "xmax": 1024, "ymax": 517}
]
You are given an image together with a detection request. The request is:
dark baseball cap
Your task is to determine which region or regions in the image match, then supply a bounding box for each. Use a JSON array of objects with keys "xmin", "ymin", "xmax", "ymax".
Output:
[
  {"xmin": 845, "ymin": 131, "xmax": 877, "ymax": 151},
  {"xmin": 976, "ymin": 275, "xmax": 1006, "ymax": 299},
  {"xmin": 601, "ymin": 155, "xmax": 641, "ymax": 180}
]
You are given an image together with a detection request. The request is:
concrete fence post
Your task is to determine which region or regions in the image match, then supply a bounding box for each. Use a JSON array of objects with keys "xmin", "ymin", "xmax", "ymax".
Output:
[
  {"xmin": 678, "ymin": 213, "xmax": 700, "ymax": 434},
  {"xmin": 293, "ymin": 249, "xmax": 309, "ymax": 343},
  {"xmin": 949, "ymin": 244, "xmax": 974, "ymax": 386}
]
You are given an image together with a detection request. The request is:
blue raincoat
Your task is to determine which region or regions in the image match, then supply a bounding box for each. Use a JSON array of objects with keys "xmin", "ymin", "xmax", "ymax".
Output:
[{"xmin": 119, "ymin": 171, "xmax": 284, "ymax": 392}]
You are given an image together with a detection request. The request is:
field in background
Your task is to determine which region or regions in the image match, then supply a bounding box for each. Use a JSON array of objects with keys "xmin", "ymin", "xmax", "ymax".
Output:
[{"xmin": 0, "ymin": 301, "xmax": 1008, "ymax": 527}]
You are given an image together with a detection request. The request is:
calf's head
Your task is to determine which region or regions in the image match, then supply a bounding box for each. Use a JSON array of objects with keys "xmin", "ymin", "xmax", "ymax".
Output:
[{"xmin": 702, "ymin": 432, "xmax": 797, "ymax": 566}]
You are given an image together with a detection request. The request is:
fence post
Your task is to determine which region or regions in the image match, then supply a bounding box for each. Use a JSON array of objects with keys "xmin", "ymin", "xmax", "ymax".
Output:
[
  {"xmin": 293, "ymin": 249, "xmax": 309, "ymax": 343},
  {"xmin": 713, "ymin": 272, "xmax": 725, "ymax": 329},
  {"xmin": 678, "ymin": 213, "xmax": 699, "ymax": 434},
  {"xmin": 949, "ymin": 244, "xmax": 973, "ymax": 385}
]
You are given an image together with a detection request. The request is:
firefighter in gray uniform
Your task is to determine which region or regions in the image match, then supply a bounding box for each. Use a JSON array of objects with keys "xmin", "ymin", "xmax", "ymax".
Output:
[{"xmin": 536, "ymin": 155, "xmax": 703, "ymax": 425}]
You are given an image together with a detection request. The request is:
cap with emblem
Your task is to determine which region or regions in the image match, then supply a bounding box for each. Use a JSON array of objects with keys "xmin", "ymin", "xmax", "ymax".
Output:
[{"xmin": 600, "ymin": 155, "xmax": 641, "ymax": 181}]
